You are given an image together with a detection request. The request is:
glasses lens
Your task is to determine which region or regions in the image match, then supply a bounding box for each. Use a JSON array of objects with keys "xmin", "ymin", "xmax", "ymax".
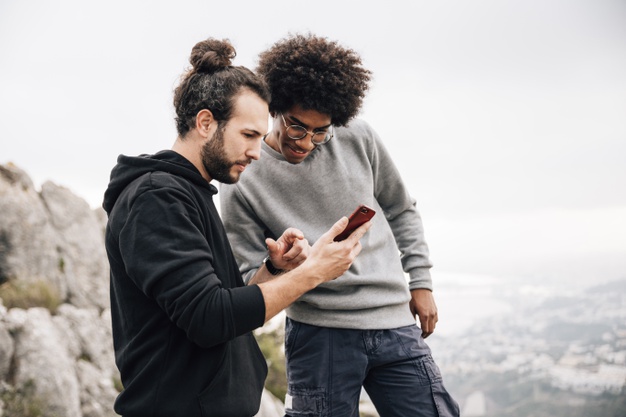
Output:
[
  {"xmin": 312, "ymin": 127, "xmax": 334, "ymax": 145},
  {"xmin": 311, "ymin": 132, "xmax": 330, "ymax": 145},
  {"xmin": 286, "ymin": 125, "xmax": 307, "ymax": 140}
]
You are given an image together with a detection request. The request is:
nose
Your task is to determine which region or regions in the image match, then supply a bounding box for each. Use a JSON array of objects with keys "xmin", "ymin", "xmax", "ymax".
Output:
[
  {"xmin": 246, "ymin": 138, "xmax": 262, "ymax": 161},
  {"xmin": 294, "ymin": 134, "xmax": 317, "ymax": 151}
]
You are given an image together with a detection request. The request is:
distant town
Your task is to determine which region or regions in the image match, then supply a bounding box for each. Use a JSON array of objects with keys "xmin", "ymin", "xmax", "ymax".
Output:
[{"xmin": 427, "ymin": 278, "xmax": 626, "ymax": 416}]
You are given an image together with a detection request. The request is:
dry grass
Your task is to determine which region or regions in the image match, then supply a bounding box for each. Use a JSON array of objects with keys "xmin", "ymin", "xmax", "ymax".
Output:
[{"xmin": 0, "ymin": 280, "xmax": 62, "ymax": 314}]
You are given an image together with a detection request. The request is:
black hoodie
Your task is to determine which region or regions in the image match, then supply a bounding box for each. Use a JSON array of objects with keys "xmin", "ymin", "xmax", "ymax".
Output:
[{"xmin": 103, "ymin": 150, "xmax": 267, "ymax": 417}]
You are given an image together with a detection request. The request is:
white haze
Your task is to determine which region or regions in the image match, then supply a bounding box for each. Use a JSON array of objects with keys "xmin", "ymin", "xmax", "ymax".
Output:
[{"xmin": 1, "ymin": 0, "xmax": 625, "ymax": 287}]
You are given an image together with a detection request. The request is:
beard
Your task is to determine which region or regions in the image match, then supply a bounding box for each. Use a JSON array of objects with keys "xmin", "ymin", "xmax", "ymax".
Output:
[{"xmin": 201, "ymin": 125, "xmax": 249, "ymax": 184}]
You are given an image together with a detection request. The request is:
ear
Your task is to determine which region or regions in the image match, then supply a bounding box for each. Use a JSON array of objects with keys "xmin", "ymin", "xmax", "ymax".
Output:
[{"xmin": 195, "ymin": 109, "xmax": 215, "ymax": 137}]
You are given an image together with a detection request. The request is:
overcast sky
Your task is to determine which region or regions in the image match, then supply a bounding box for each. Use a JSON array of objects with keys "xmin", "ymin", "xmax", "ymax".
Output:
[{"xmin": 1, "ymin": 0, "xmax": 625, "ymax": 286}]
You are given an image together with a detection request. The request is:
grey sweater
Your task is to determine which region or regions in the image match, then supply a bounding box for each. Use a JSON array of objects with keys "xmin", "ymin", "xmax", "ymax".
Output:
[{"xmin": 219, "ymin": 119, "xmax": 433, "ymax": 330}]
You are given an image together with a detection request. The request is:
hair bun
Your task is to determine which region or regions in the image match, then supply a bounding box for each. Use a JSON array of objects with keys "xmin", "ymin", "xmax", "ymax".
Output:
[{"xmin": 189, "ymin": 38, "xmax": 236, "ymax": 73}]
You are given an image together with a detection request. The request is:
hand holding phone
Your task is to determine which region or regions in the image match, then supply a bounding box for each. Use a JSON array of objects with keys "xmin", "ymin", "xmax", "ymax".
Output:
[{"xmin": 334, "ymin": 204, "xmax": 376, "ymax": 242}]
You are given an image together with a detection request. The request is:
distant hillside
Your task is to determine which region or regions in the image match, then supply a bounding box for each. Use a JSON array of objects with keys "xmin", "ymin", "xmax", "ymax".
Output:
[{"xmin": 428, "ymin": 276, "xmax": 626, "ymax": 416}]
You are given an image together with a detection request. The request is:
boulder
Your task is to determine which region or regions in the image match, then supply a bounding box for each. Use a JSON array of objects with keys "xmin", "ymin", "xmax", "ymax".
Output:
[
  {"xmin": 6, "ymin": 307, "xmax": 82, "ymax": 417},
  {"xmin": 0, "ymin": 163, "xmax": 109, "ymax": 310}
]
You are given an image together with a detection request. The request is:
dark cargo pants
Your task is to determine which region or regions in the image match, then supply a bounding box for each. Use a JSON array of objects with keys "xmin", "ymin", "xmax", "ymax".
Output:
[{"xmin": 284, "ymin": 318, "xmax": 459, "ymax": 417}]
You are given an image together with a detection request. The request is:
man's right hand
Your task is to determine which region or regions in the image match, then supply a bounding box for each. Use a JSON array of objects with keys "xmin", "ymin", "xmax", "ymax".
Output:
[
  {"xmin": 299, "ymin": 216, "xmax": 371, "ymax": 285},
  {"xmin": 257, "ymin": 216, "xmax": 371, "ymax": 322}
]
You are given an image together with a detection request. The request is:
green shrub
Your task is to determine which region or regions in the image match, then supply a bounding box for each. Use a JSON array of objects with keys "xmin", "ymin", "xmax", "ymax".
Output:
[
  {"xmin": 113, "ymin": 375, "xmax": 124, "ymax": 393},
  {"xmin": 255, "ymin": 331, "xmax": 287, "ymax": 402}
]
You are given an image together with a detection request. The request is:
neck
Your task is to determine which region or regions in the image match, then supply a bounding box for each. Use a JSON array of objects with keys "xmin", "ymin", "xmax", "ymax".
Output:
[
  {"xmin": 264, "ymin": 129, "xmax": 281, "ymax": 153},
  {"xmin": 172, "ymin": 134, "xmax": 212, "ymax": 182}
]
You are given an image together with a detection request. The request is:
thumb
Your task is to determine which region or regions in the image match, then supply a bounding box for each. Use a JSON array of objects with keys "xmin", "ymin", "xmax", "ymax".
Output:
[
  {"xmin": 265, "ymin": 237, "xmax": 282, "ymax": 257},
  {"xmin": 320, "ymin": 217, "xmax": 349, "ymax": 243}
]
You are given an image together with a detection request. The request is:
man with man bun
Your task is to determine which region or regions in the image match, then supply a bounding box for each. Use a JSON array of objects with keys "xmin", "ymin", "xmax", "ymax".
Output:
[
  {"xmin": 103, "ymin": 37, "xmax": 370, "ymax": 417},
  {"xmin": 220, "ymin": 33, "xmax": 459, "ymax": 416}
]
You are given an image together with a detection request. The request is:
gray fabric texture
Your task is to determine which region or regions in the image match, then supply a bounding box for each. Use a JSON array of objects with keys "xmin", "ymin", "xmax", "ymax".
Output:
[{"xmin": 219, "ymin": 119, "xmax": 433, "ymax": 330}]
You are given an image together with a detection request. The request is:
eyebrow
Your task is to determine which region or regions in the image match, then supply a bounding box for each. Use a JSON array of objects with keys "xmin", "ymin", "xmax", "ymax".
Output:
[{"xmin": 287, "ymin": 115, "xmax": 332, "ymax": 131}]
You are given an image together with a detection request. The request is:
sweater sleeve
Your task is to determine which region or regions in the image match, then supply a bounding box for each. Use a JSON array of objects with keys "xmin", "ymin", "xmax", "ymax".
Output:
[
  {"xmin": 364, "ymin": 122, "xmax": 434, "ymax": 290},
  {"xmin": 118, "ymin": 184, "xmax": 265, "ymax": 348},
  {"xmin": 218, "ymin": 183, "xmax": 268, "ymax": 283}
]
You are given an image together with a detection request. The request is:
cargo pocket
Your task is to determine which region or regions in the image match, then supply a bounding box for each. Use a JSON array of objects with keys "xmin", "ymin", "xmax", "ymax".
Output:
[
  {"xmin": 284, "ymin": 386, "xmax": 327, "ymax": 417},
  {"xmin": 422, "ymin": 355, "xmax": 460, "ymax": 417}
]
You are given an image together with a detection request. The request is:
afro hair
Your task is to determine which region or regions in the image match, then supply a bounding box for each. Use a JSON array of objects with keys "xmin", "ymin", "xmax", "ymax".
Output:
[{"xmin": 257, "ymin": 33, "xmax": 371, "ymax": 127}]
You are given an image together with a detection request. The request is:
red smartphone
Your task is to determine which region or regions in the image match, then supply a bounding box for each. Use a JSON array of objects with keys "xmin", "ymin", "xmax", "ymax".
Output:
[{"xmin": 334, "ymin": 204, "xmax": 376, "ymax": 241}]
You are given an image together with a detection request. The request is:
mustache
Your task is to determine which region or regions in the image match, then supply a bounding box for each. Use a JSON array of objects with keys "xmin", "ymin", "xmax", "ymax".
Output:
[{"xmin": 234, "ymin": 159, "xmax": 252, "ymax": 166}]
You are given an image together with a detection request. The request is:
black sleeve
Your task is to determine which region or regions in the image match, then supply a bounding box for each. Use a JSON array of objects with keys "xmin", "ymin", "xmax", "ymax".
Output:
[{"xmin": 118, "ymin": 184, "xmax": 265, "ymax": 348}]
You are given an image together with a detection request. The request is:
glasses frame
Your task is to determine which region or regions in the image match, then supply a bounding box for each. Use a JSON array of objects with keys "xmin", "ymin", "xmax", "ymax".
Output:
[{"xmin": 280, "ymin": 113, "xmax": 334, "ymax": 145}]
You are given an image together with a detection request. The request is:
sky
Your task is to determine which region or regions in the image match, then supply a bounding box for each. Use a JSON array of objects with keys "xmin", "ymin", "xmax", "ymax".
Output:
[{"xmin": 1, "ymin": 0, "xmax": 625, "ymax": 287}]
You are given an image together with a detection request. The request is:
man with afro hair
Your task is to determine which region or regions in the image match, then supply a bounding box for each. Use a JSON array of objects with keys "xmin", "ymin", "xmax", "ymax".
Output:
[{"xmin": 220, "ymin": 33, "xmax": 459, "ymax": 417}]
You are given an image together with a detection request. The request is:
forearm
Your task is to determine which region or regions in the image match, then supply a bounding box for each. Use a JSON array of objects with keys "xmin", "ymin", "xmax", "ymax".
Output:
[
  {"xmin": 248, "ymin": 263, "xmax": 278, "ymax": 285},
  {"xmin": 257, "ymin": 264, "xmax": 321, "ymax": 322},
  {"xmin": 387, "ymin": 206, "xmax": 433, "ymax": 288}
]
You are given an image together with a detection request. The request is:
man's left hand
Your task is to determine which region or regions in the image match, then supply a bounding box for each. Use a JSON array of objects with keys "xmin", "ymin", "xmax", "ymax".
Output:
[
  {"xmin": 265, "ymin": 228, "xmax": 310, "ymax": 271},
  {"xmin": 410, "ymin": 288, "xmax": 438, "ymax": 338}
]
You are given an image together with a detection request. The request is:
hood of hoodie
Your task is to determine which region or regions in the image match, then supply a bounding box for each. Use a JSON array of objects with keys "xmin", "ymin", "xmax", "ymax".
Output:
[{"xmin": 102, "ymin": 150, "xmax": 216, "ymax": 214}]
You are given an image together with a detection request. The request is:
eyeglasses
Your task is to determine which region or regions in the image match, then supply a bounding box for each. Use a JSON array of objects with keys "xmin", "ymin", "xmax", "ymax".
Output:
[{"xmin": 280, "ymin": 114, "xmax": 334, "ymax": 145}]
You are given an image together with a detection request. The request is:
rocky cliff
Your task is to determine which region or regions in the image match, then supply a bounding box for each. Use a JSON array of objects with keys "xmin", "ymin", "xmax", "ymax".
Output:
[{"xmin": 0, "ymin": 162, "xmax": 283, "ymax": 417}]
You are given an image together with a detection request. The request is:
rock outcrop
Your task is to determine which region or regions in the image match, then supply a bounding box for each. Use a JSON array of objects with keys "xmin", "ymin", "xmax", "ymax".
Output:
[
  {"xmin": 0, "ymin": 162, "xmax": 284, "ymax": 416},
  {"xmin": 0, "ymin": 163, "xmax": 108, "ymax": 310}
]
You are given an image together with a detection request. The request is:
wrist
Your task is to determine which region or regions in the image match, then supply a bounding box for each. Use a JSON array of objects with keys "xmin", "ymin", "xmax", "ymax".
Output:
[
  {"xmin": 263, "ymin": 256, "xmax": 284, "ymax": 276},
  {"xmin": 289, "ymin": 260, "xmax": 325, "ymax": 288}
]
